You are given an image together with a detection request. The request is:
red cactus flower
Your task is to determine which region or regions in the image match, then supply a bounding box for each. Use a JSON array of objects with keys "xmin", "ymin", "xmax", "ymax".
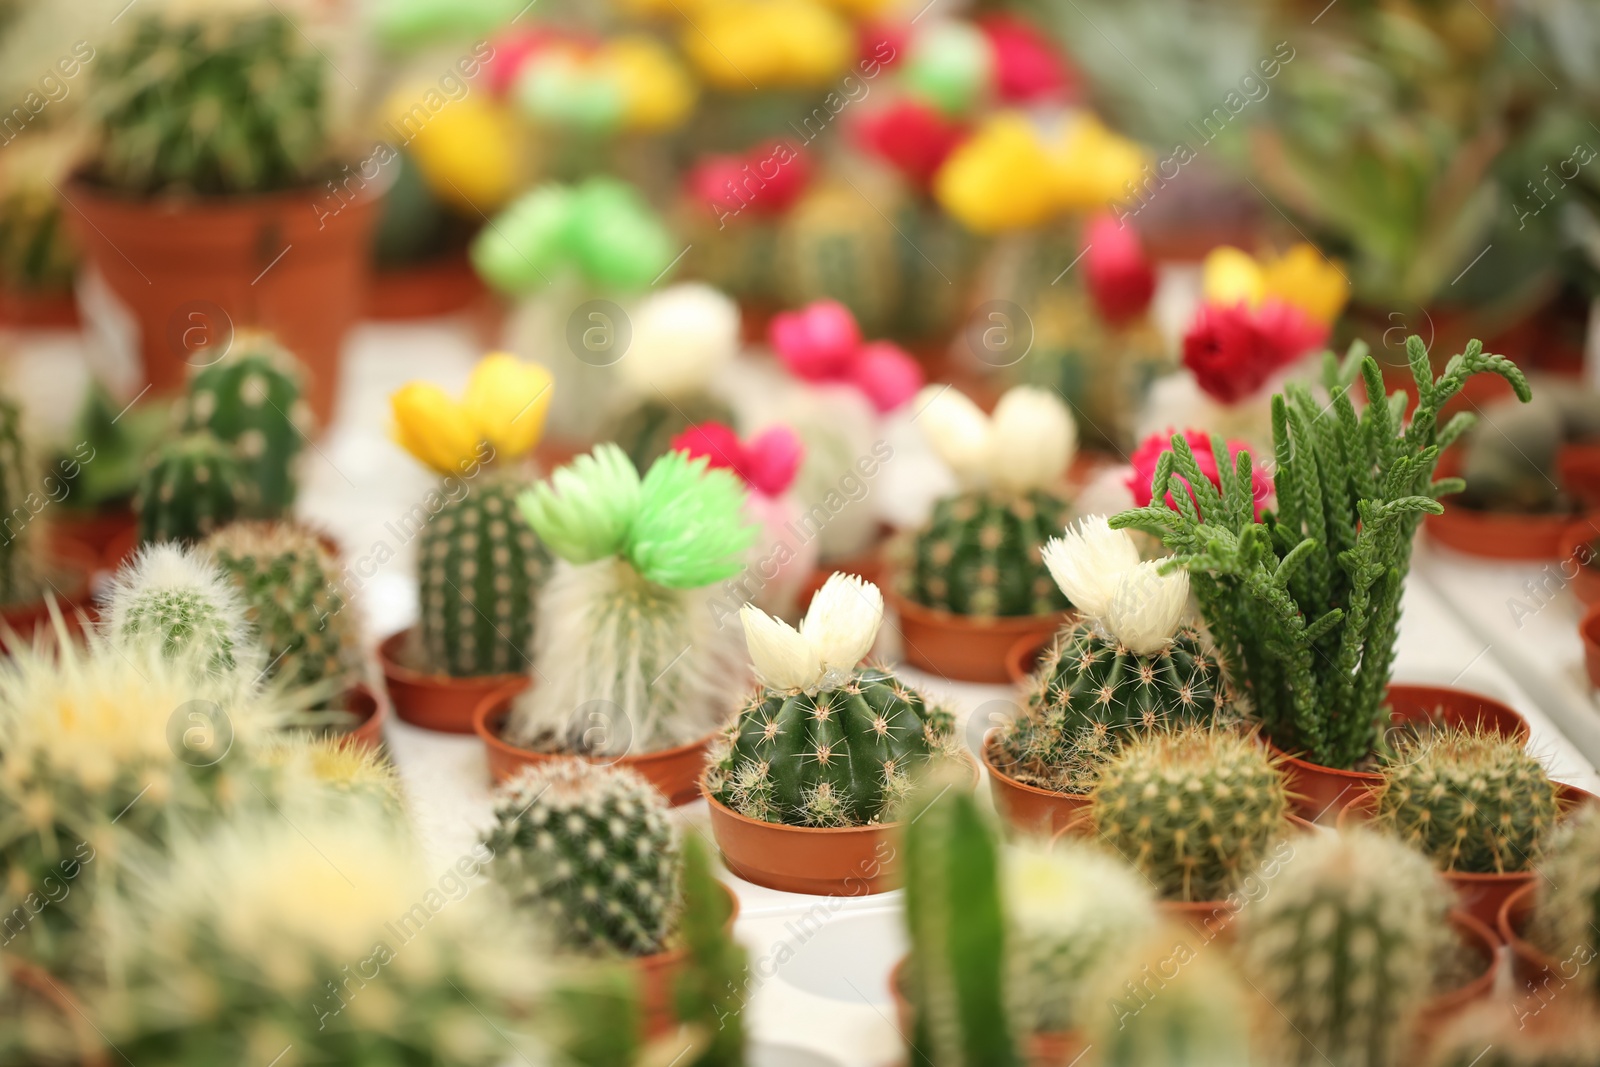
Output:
[
  {"xmin": 1128, "ymin": 428, "xmax": 1272, "ymax": 520},
  {"xmin": 977, "ymin": 14, "xmax": 1073, "ymax": 103},
  {"xmin": 1084, "ymin": 215, "xmax": 1155, "ymax": 325},
  {"xmin": 854, "ymin": 98, "xmax": 969, "ymax": 191},
  {"xmin": 1182, "ymin": 299, "xmax": 1328, "ymax": 405}
]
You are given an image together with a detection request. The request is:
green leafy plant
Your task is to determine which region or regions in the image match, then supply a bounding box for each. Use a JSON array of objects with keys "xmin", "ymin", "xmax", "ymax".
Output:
[
  {"xmin": 1112, "ymin": 338, "xmax": 1530, "ymax": 769},
  {"xmin": 55, "ymin": 381, "xmax": 169, "ymax": 515},
  {"xmin": 134, "ymin": 431, "xmax": 251, "ymax": 545}
]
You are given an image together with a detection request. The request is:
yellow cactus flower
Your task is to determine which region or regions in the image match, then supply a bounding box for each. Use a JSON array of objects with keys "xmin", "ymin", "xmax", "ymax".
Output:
[
  {"xmin": 1202, "ymin": 246, "xmax": 1266, "ymax": 307},
  {"xmin": 1263, "ymin": 244, "xmax": 1349, "ymax": 325},
  {"xmin": 934, "ymin": 113, "xmax": 1061, "ymax": 234},
  {"xmin": 682, "ymin": 0, "xmax": 851, "ymax": 90},
  {"xmin": 603, "ymin": 36, "xmax": 697, "ymax": 131},
  {"xmin": 389, "ymin": 90, "xmax": 524, "ymax": 213},
  {"xmin": 462, "ymin": 353, "xmax": 554, "ymax": 461},
  {"xmin": 1052, "ymin": 114, "xmax": 1147, "ymax": 212},
  {"xmin": 390, "ymin": 383, "xmax": 483, "ymax": 476}
]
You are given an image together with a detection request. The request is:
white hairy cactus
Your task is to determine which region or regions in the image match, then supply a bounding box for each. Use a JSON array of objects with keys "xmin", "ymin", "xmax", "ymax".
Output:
[
  {"xmin": 101, "ymin": 541, "xmax": 258, "ymax": 676},
  {"xmin": 617, "ymin": 282, "xmax": 741, "ymax": 399}
]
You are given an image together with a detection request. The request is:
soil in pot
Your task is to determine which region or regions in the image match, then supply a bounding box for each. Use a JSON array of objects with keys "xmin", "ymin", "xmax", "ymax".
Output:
[
  {"xmin": 983, "ymin": 729, "xmax": 1091, "ymax": 837},
  {"xmin": 889, "ymin": 956, "xmax": 1087, "ymax": 1067},
  {"xmin": 634, "ymin": 881, "xmax": 739, "ymax": 1038},
  {"xmin": 474, "ymin": 680, "xmax": 715, "ymax": 806},
  {"xmin": 378, "ymin": 628, "xmax": 522, "ymax": 735},
  {"xmin": 889, "ymin": 587, "xmax": 1065, "ymax": 684}
]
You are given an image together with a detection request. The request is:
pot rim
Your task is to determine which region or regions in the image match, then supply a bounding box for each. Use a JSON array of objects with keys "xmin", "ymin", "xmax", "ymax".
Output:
[
  {"xmin": 887, "ymin": 585, "xmax": 1071, "ymax": 634},
  {"xmin": 378, "ymin": 627, "xmax": 525, "ymax": 691},
  {"xmin": 472, "ymin": 684, "xmax": 722, "ymax": 768},
  {"xmin": 980, "ymin": 727, "xmax": 1088, "ymax": 804},
  {"xmin": 1497, "ymin": 881, "xmax": 1559, "ymax": 973},
  {"xmin": 65, "ymin": 169, "xmax": 384, "ymax": 213}
]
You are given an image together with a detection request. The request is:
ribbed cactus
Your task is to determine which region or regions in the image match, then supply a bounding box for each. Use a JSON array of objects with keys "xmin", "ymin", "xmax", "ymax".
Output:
[
  {"xmin": 0, "ymin": 395, "xmax": 39, "ymax": 606},
  {"xmin": 102, "ymin": 542, "xmax": 255, "ymax": 676},
  {"xmin": 1529, "ymin": 805, "xmax": 1600, "ymax": 990},
  {"xmin": 1374, "ymin": 727, "xmax": 1558, "ymax": 874},
  {"xmin": 1425, "ymin": 998, "xmax": 1600, "ymax": 1067},
  {"xmin": 1092, "ymin": 728, "xmax": 1290, "ymax": 902},
  {"xmin": 181, "ymin": 332, "xmax": 310, "ymax": 517},
  {"xmin": 134, "ymin": 432, "xmax": 250, "ymax": 545},
  {"xmin": 777, "ymin": 181, "xmax": 898, "ymax": 337},
  {"xmin": 93, "ymin": 10, "xmax": 328, "ymax": 196},
  {"xmin": 1236, "ymin": 829, "xmax": 1455, "ymax": 1067},
  {"xmin": 204, "ymin": 521, "xmax": 360, "ymax": 695},
  {"xmin": 484, "ymin": 761, "xmax": 678, "ymax": 957}
]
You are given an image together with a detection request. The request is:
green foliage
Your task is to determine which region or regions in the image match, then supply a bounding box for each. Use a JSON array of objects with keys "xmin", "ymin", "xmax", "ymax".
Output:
[
  {"xmin": 670, "ymin": 834, "xmax": 747, "ymax": 1067},
  {"xmin": 484, "ymin": 761, "xmax": 679, "ymax": 958},
  {"xmin": 606, "ymin": 394, "xmax": 736, "ymax": 475},
  {"xmin": 56, "ymin": 381, "xmax": 169, "ymax": 512},
  {"xmin": 93, "ymin": 10, "xmax": 328, "ymax": 196},
  {"xmin": 1530, "ymin": 805, "xmax": 1600, "ymax": 992},
  {"xmin": 901, "ymin": 774, "xmax": 1021, "ymax": 1067},
  {"xmin": 181, "ymin": 333, "xmax": 309, "ymax": 517},
  {"xmin": 707, "ymin": 666, "xmax": 946, "ymax": 827},
  {"xmin": 997, "ymin": 617, "xmax": 1227, "ymax": 792},
  {"xmin": 0, "ymin": 182, "xmax": 72, "ymax": 293},
  {"xmin": 777, "ymin": 182, "xmax": 898, "ymax": 337},
  {"xmin": 134, "ymin": 431, "xmax": 250, "ymax": 546},
  {"xmin": 1374, "ymin": 727, "xmax": 1558, "ymax": 874},
  {"xmin": 1111, "ymin": 339, "xmax": 1531, "ymax": 768},
  {"xmin": 909, "ymin": 488, "xmax": 1072, "ymax": 617},
  {"xmin": 0, "ymin": 394, "xmax": 39, "ymax": 606}
]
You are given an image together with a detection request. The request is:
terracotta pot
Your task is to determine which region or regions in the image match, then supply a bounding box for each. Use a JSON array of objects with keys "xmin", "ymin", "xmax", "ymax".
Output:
[
  {"xmin": 2, "ymin": 955, "xmax": 109, "ymax": 1067},
  {"xmin": 1270, "ymin": 683, "xmax": 1529, "ymax": 823},
  {"xmin": 1005, "ymin": 632, "xmax": 1051, "ymax": 687},
  {"xmin": 1414, "ymin": 910, "xmax": 1501, "ymax": 1041},
  {"xmin": 365, "ymin": 252, "xmax": 488, "ymax": 321},
  {"xmin": 634, "ymin": 881, "xmax": 739, "ymax": 1038},
  {"xmin": 1158, "ymin": 899, "xmax": 1237, "ymax": 943},
  {"xmin": 0, "ymin": 540, "xmax": 99, "ymax": 652},
  {"xmin": 797, "ymin": 533, "xmax": 889, "ymax": 612},
  {"xmin": 703, "ymin": 787, "xmax": 901, "ymax": 896},
  {"xmin": 377, "ymin": 628, "xmax": 522, "ymax": 734},
  {"xmin": 1561, "ymin": 519, "xmax": 1600, "ymax": 607},
  {"xmin": 889, "ymin": 956, "xmax": 1087, "ymax": 1067},
  {"xmin": 63, "ymin": 177, "xmax": 378, "ymax": 427},
  {"xmin": 1497, "ymin": 881, "xmax": 1573, "ymax": 995},
  {"xmin": 0, "ymin": 286, "xmax": 79, "ymax": 329},
  {"xmin": 52, "ymin": 504, "xmax": 137, "ymax": 571},
  {"xmin": 983, "ymin": 729, "xmax": 1091, "ymax": 837},
  {"xmin": 473, "ymin": 680, "xmax": 714, "ymax": 806},
  {"xmin": 1425, "ymin": 449, "xmax": 1600, "ymax": 561},
  {"xmin": 889, "ymin": 588, "xmax": 1066, "ymax": 684},
  {"xmin": 341, "ymin": 682, "xmax": 387, "ymax": 751},
  {"xmin": 1581, "ymin": 603, "xmax": 1600, "ymax": 690}
]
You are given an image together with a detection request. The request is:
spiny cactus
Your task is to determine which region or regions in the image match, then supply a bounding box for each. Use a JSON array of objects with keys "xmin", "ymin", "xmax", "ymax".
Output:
[
  {"xmin": 0, "ymin": 394, "xmax": 41, "ymax": 606},
  {"xmin": 508, "ymin": 445, "xmax": 755, "ymax": 755},
  {"xmin": 708, "ymin": 574, "xmax": 953, "ymax": 827},
  {"xmin": 1092, "ymin": 727, "xmax": 1290, "ymax": 902},
  {"xmin": 1236, "ymin": 829, "xmax": 1455, "ymax": 1067},
  {"xmin": 777, "ymin": 180, "xmax": 899, "ymax": 337},
  {"xmin": 256, "ymin": 732, "xmax": 405, "ymax": 821},
  {"xmin": 908, "ymin": 386, "xmax": 1077, "ymax": 617},
  {"xmin": 93, "ymin": 9, "xmax": 329, "ymax": 196},
  {"xmin": 1425, "ymin": 997, "xmax": 1600, "ymax": 1067},
  {"xmin": 484, "ymin": 760, "xmax": 679, "ymax": 957},
  {"xmin": 101, "ymin": 541, "xmax": 255, "ymax": 676},
  {"xmin": 1529, "ymin": 805, "xmax": 1600, "ymax": 989},
  {"xmin": 134, "ymin": 431, "xmax": 250, "ymax": 545},
  {"xmin": 204, "ymin": 521, "xmax": 361, "ymax": 696},
  {"xmin": 1112, "ymin": 339, "xmax": 1531, "ymax": 769},
  {"xmin": 1005, "ymin": 838, "xmax": 1159, "ymax": 1035},
  {"xmin": 1374, "ymin": 727, "xmax": 1558, "ymax": 874},
  {"xmin": 181, "ymin": 332, "xmax": 310, "ymax": 517}
]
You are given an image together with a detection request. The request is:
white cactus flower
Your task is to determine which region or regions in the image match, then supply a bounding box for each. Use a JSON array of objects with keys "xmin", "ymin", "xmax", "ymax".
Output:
[
  {"xmin": 986, "ymin": 386, "xmax": 1076, "ymax": 494},
  {"xmin": 739, "ymin": 604, "xmax": 823, "ymax": 692},
  {"xmin": 618, "ymin": 283, "xmax": 740, "ymax": 398},
  {"xmin": 912, "ymin": 384, "xmax": 991, "ymax": 487},
  {"xmin": 799, "ymin": 573, "xmax": 884, "ymax": 689},
  {"xmin": 1041, "ymin": 516, "xmax": 1141, "ymax": 620},
  {"xmin": 1104, "ymin": 562, "xmax": 1190, "ymax": 655}
]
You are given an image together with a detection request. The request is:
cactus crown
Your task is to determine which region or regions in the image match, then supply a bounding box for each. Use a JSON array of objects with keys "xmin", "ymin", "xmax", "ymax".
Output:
[
  {"xmin": 1111, "ymin": 339, "xmax": 1531, "ymax": 769},
  {"xmin": 135, "ymin": 431, "xmax": 251, "ymax": 545},
  {"xmin": 1530, "ymin": 804, "xmax": 1600, "ymax": 986},
  {"xmin": 1091, "ymin": 727, "xmax": 1290, "ymax": 902},
  {"xmin": 255, "ymin": 732, "xmax": 405, "ymax": 820},
  {"xmin": 1374, "ymin": 726, "xmax": 1558, "ymax": 874},
  {"xmin": 102, "ymin": 541, "xmax": 256, "ymax": 676},
  {"xmin": 93, "ymin": 9, "xmax": 329, "ymax": 196},
  {"xmin": 1237, "ymin": 828, "xmax": 1455, "ymax": 1067},
  {"xmin": 908, "ymin": 488, "xmax": 1073, "ymax": 617},
  {"xmin": 484, "ymin": 760, "xmax": 679, "ymax": 958}
]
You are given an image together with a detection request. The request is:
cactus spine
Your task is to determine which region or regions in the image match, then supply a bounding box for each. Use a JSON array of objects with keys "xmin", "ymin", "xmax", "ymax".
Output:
[
  {"xmin": 0, "ymin": 394, "xmax": 39, "ymax": 605},
  {"xmin": 182, "ymin": 332, "xmax": 310, "ymax": 517},
  {"xmin": 1529, "ymin": 805, "xmax": 1600, "ymax": 988},
  {"xmin": 483, "ymin": 761, "xmax": 679, "ymax": 957},
  {"xmin": 1374, "ymin": 727, "xmax": 1558, "ymax": 874},
  {"xmin": 135, "ymin": 432, "xmax": 249, "ymax": 545},
  {"xmin": 1237, "ymin": 829, "xmax": 1455, "ymax": 1067},
  {"xmin": 102, "ymin": 542, "xmax": 254, "ymax": 676}
]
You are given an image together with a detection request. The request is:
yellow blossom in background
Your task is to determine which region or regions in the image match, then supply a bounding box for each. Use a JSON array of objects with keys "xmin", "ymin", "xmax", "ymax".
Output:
[
  {"xmin": 609, "ymin": 0, "xmax": 716, "ymax": 17},
  {"xmin": 818, "ymin": 0, "xmax": 906, "ymax": 15},
  {"xmin": 934, "ymin": 113, "xmax": 1060, "ymax": 233},
  {"xmin": 1263, "ymin": 244, "xmax": 1349, "ymax": 324},
  {"xmin": 681, "ymin": 0, "xmax": 852, "ymax": 90},
  {"xmin": 391, "ymin": 384, "xmax": 482, "ymax": 475},
  {"xmin": 462, "ymin": 353, "xmax": 554, "ymax": 459},
  {"xmin": 603, "ymin": 36, "xmax": 697, "ymax": 131},
  {"xmin": 1051, "ymin": 114, "xmax": 1147, "ymax": 212},
  {"xmin": 386, "ymin": 88, "xmax": 524, "ymax": 213},
  {"xmin": 1202, "ymin": 247, "xmax": 1266, "ymax": 307}
]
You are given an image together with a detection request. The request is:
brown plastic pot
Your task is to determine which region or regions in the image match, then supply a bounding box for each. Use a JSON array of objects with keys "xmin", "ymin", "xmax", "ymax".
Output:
[
  {"xmin": 366, "ymin": 252, "xmax": 489, "ymax": 321},
  {"xmin": 635, "ymin": 881, "xmax": 739, "ymax": 1038},
  {"xmin": 889, "ymin": 587, "xmax": 1066, "ymax": 684},
  {"xmin": 798, "ymin": 549, "xmax": 885, "ymax": 614},
  {"xmin": 982, "ymin": 729, "xmax": 1091, "ymax": 837},
  {"xmin": 1425, "ymin": 449, "xmax": 1600, "ymax": 560},
  {"xmin": 1497, "ymin": 882, "xmax": 1577, "ymax": 996},
  {"xmin": 889, "ymin": 956, "xmax": 1087, "ymax": 1067},
  {"xmin": 52, "ymin": 504, "xmax": 137, "ymax": 571},
  {"xmin": 0, "ymin": 540, "xmax": 99, "ymax": 652},
  {"xmin": 1159, "ymin": 899, "xmax": 1238, "ymax": 943},
  {"xmin": 473, "ymin": 679, "xmax": 714, "ymax": 806},
  {"xmin": 341, "ymin": 683, "xmax": 387, "ymax": 751},
  {"xmin": 1413, "ymin": 910, "xmax": 1501, "ymax": 1041},
  {"xmin": 378, "ymin": 628, "xmax": 522, "ymax": 734},
  {"xmin": 1005, "ymin": 631, "xmax": 1052, "ymax": 687},
  {"xmin": 1561, "ymin": 519, "xmax": 1600, "ymax": 607},
  {"xmin": 63, "ymin": 177, "xmax": 378, "ymax": 427},
  {"xmin": 2, "ymin": 955, "xmax": 109, "ymax": 1067},
  {"xmin": 1580, "ymin": 603, "xmax": 1600, "ymax": 690},
  {"xmin": 0, "ymin": 286, "xmax": 79, "ymax": 329}
]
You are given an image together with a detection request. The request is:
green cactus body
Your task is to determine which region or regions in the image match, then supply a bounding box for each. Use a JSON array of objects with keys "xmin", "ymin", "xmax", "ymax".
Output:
[
  {"xmin": 182, "ymin": 334, "xmax": 309, "ymax": 517},
  {"xmin": 0, "ymin": 185, "xmax": 73, "ymax": 293},
  {"xmin": 1091, "ymin": 728, "xmax": 1290, "ymax": 902},
  {"xmin": 204, "ymin": 522, "xmax": 359, "ymax": 694},
  {"xmin": 709, "ymin": 667, "xmax": 946, "ymax": 827},
  {"xmin": 1085, "ymin": 932, "xmax": 1259, "ymax": 1067},
  {"xmin": 891, "ymin": 201, "xmax": 979, "ymax": 345},
  {"xmin": 416, "ymin": 471, "xmax": 550, "ymax": 677},
  {"xmin": 134, "ymin": 432, "xmax": 249, "ymax": 546},
  {"xmin": 908, "ymin": 489, "xmax": 1072, "ymax": 617},
  {"xmin": 778, "ymin": 184, "xmax": 899, "ymax": 338},
  {"xmin": 1530, "ymin": 805, "xmax": 1600, "ymax": 989},
  {"xmin": 998, "ymin": 619, "xmax": 1227, "ymax": 792},
  {"xmin": 104, "ymin": 543, "xmax": 253, "ymax": 676},
  {"xmin": 0, "ymin": 395, "xmax": 38, "ymax": 605},
  {"xmin": 1374, "ymin": 729, "xmax": 1558, "ymax": 874},
  {"xmin": 1237, "ymin": 829, "xmax": 1455, "ymax": 1067},
  {"xmin": 605, "ymin": 394, "xmax": 735, "ymax": 475},
  {"xmin": 485, "ymin": 760, "xmax": 679, "ymax": 957}
]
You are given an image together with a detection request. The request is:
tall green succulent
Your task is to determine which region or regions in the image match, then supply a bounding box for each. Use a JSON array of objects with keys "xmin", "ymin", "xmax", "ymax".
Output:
[
  {"xmin": 0, "ymin": 394, "xmax": 41, "ymax": 605},
  {"xmin": 1112, "ymin": 338, "xmax": 1531, "ymax": 768},
  {"xmin": 134, "ymin": 431, "xmax": 251, "ymax": 545}
]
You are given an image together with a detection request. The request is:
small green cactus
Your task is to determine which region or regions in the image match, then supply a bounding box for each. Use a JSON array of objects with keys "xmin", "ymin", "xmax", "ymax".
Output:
[
  {"xmin": 204, "ymin": 521, "xmax": 361, "ymax": 696},
  {"xmin": 1373, "ymin": 727, "xmax": 1558, "ymax": 874},
  {"xmin": 102, "ymin": 542, "xmax": 255, "ymax": 676},
  {"xmin": 181, "ymin": 332, "xmax": 310, "ymax": 517},
  {"xmin": 0, "ymin": 394, "xmax": 41, "ymax": 606},
  {"xmin": 1425, "ymin": 997, "xmax": 1600, "ymax": 1067},
  {"xmin": 1529, "ymin": 805, "xmax": 1600, "ymax": 989},
  {"xmin": 607, "ymin": 394, "xmax": 737, "ymax": 475},
  {"xmin": 55, "ymin": 381, "xmax": 169, "ymax": 514},
  {"xmin": 255, "ymin": 732, "xmax": 405, "ymax": 821},
  {"xmin": 1236, "ymin": 829, "xmax": 1456, "ymax": 1067},
  {"xmin": 134, "ymin": 431, "xmax": 250, "ymax": 545},
  {"xmin": 777, "ymin": 180, "xmax": 899, "ymax": 337},
  {"xmin": 483, "ymin": 760, "xmax": 679, "ymax": 958},
  {"xmin": 1091, "ymin": 727, "xmax": 1291, "ymax": 902}
]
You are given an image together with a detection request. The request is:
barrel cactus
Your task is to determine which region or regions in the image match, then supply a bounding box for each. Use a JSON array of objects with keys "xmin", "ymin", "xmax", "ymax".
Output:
[
  {"xmin": 483, "ymin": 760, "xmax": 679, "ymax": 957},
  {"xmin": 1236, "ymin": 829, "xmax": 1456, "ymax": 1067},
  {"xmin": 707, "ymin": 573, "xmax": 954, "ymax": 827},
  {"xmin": 1529, "ymin": 805, "xmax": 1600, "ymax": 989},
  {"xmin": 135, "ymin": 431, "xmax": 250, "ymax": 545},
  {"xmin": 1373, "ymin": 727, "xmax": 1558, "ymax": 874},
  {"xmin": 906, "ymin": 386, "xmax": 1076, "ymax": 617},
  {"xmin": 0, "ymin": 394, "xmax": 41, "ymax": 606},
  {"xmin": 181, "ymin": 331, "xmax": 310, "ymax": 517},
  {"xmin": 101, "ymin": 541, "xmax": 255, "ymax": 676},
  {"xmin": 776, "ymin": 180, "xmax": 899, "ymax": 338}
]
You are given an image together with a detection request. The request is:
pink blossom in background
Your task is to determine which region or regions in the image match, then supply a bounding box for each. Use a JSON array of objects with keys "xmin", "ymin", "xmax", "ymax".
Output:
[
  {"xmin": 1128, "ymin": 428, "xmax": 1273, "ymax": 520},
  {"xmin": 671, "ymin": 422, "xmax": 804, "ymax": 499},
  {"xmin": 853, "ymin": 98, "xmax": 969, "ymax": 191},
  {"xmin": 849, "ymin": 341, "xmax": 924, "ymax": 413},
  {"xmin": 770, "ymin": 300, "xmax": 864, "ymax": 380},
  {"xmin": 977, "ymin": 14, "xmax": 1074, "ymax": 103},
  {"xmin": 1083, "ymin": 214, "xmax": 1155, "ymax": 325}
]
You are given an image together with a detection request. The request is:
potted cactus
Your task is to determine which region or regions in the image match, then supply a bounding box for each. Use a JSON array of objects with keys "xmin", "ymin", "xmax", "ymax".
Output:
[
  {"xmin": 986, "ymin": 516, "xmax": 1230, "ymax": 833},
  {"xmin": 1503, "ymin": 805, "xmax": 1600, "ymax": 997},
  {"xmin": 482, "ymin": 759, "xmax": 738, "ymax": 1038},
  {"xmin": 66, "ymin": 4, "xmax": 376, "ymax": 425},
  {"xmin": 100, "ymin": 541, "xmax": 257, "ymax": 677},
  {"xmin": 1112, "ymin": 339, "xmax": 1533, "ymax": 818},
  {"xmin": 380, "ymin": 353, "xmax": 555, "ymax": 733},
  {"xmin": 475, "ymin": 444, "xmax": 755, "ymax": 802},
  {"xmin": 703, "ymin": 573, "xmax": 961, "ymax": 894},
  {"xmin": 1425, "ymin": 998, "xmax": 1600, "ymax": 1067},
  {"xmin": 132, "ymin": 431, "xmax": 252, "ymax": 546},
  {"xmin": 893, "ymin": 384, "xmax": 1077, "ymax": 682}
]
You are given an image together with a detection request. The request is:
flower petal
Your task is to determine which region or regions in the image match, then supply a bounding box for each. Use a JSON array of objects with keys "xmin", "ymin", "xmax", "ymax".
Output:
[
  {"xmin": 463, "ymin": 352, "xmax": 553, "ymax": 461},
  {"xmin": 986, "ymin": 386, "xmax": 1075, "ymax": 494},
  {"xmin": 1104, "ymin": 561, "xmax": 1189, "ymax": 655},
  {"xmin": 1041, "ymin": 515, "xmax": 1140, "ymax": 619},
  {"xmin": 389, "ymin": 383, "xmax": 482, "ymax": 475},
  {"xmin": 799, "ymin": 572, "xmax": 883, "ymax": 687},
  {"xmin": 913, "ymin": 384, "xmax": 991, "ymax": 487},
  {"xmin": 741, "ymin": 604, "xmax": 823, "ymax": 692}
]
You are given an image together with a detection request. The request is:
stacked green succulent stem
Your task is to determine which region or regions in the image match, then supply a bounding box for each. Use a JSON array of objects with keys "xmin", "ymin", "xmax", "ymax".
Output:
[
  {"xmin": 135, "ymin": 432, "xmax": 250, "ymax": 545},
  {"xmin": 181, "ymin": 333, "xmax": 309, "ymax": 517},
  {"xmin": 909, "ymin": 489, "xmax": 1072, "ymax": 617}
]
